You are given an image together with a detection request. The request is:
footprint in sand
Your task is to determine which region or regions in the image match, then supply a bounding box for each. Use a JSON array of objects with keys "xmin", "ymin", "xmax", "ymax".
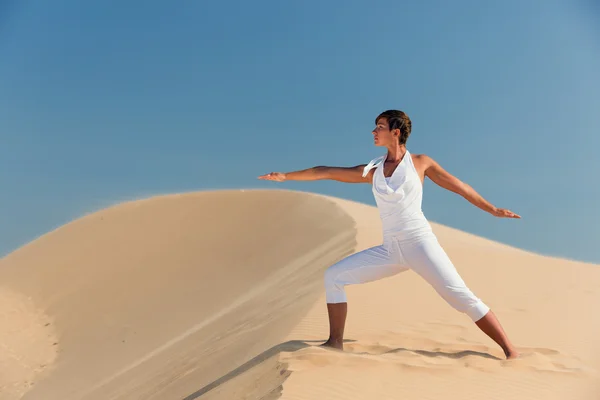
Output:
[
  {"xmin": 282, "ymin": 342, "xmax": 597, "ymax": 378},
  {"xmin": 506, "ymin": 347, "xmax": 596, "ymax": 376}
]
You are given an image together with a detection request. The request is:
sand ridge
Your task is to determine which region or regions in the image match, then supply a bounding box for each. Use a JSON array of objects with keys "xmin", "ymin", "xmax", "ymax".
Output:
[{"xmin": 0, "ymin": 189, "xmax": 598, "ymax": 400}]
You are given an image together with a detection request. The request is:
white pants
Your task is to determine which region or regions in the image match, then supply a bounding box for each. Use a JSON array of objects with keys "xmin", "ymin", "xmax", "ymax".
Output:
[{"xmin": 324, "ymin": 233, "xmax": 490, "ymax": 322}]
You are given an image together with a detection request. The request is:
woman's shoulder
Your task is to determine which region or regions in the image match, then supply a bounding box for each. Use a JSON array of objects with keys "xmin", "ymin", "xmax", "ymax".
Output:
[
  {"xmin": 410, "ymin": 153, "xmax": 438, "ymax": 175},
  {"xmin": 411, "ymin": 153, "xmax": 434, "ymax": 163}
]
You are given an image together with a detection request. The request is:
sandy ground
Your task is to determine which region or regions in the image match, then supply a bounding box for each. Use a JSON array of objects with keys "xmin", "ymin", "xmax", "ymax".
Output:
[{"xmin": 1, "ymin": 189, "xmax": 598, "ymax": 399}]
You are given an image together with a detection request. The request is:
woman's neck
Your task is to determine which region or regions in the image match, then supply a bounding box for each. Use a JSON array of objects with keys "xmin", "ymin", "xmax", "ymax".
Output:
[{"xmin": 386, "ymin": 144, "xmax": 407, "ymax": 162}]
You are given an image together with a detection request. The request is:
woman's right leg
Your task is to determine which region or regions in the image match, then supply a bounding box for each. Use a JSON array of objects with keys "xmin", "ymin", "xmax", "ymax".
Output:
[
  {"xmin": 322, "ymin": 244, "xmax": 407, "ymax": 349},
  {"xmin": 399, "ymin": 235, "xmax": 519, "ymax": 359}
]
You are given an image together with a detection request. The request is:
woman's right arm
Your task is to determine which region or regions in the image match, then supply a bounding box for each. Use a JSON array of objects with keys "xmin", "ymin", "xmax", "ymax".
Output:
[{"xmin": 258, "ymin": 165, "xmax": 372, "ymax": 183}]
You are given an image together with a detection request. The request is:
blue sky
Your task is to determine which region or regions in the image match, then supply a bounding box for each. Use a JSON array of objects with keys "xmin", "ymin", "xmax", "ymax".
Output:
[{"xmin": 1, "ymin": 0, "xmax": 599, "ymax": 263}]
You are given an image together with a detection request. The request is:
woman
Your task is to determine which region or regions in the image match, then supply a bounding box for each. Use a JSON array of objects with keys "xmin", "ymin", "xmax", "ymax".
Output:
[{"xmin": 258, "ymin": 110, "xmax": 520, "ymax": 359}]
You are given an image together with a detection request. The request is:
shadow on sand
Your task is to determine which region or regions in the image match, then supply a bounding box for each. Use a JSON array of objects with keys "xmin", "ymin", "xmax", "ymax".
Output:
[
  {"xmin": 381, "ymin": 347, "xmax": 501, "ymax": 360},
  {"xmin": 183, "ymin": 339, "xmax": 499, "ymax": 399},
  {"xmin": 183, "ymin": 340, "xmax": 311, "ymax": 400}
]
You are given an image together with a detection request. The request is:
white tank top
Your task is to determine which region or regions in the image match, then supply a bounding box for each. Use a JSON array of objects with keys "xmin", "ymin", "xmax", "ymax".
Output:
[{"xmin": 362, "ymin": 150, "xmax": 432, "ymax": 240}]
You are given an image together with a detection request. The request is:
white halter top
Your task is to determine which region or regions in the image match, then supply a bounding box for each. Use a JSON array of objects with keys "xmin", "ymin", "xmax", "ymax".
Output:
[{"xmin": 362, "ymin": 150, "xmax": 432, "ymax": 240}]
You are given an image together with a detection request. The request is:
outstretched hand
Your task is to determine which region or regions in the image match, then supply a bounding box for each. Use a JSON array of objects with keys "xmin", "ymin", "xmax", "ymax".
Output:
[
  {"xmin": 491, "ymin": 208, "xmax": 521, "ymax": 219},
  {"xmin": 258, "ymin": 172, "xmax": 286, "ymax": 182}
]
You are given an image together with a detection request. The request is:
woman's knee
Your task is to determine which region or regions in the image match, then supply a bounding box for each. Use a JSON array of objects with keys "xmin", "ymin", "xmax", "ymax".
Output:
[
  {"xmin": 324, "ymin": 256, "xmax": 352, "ymax": 288},
  {"xmin": 323, "ymin": 251, "xmax": 363, "ymax": 286},
  {"xmin": 324, "ymin": 264, "xmax": 341, "ymax": 287},
  {"xmin": 438, "ymin": 286, "xmax": 490, "ymax": 321}
]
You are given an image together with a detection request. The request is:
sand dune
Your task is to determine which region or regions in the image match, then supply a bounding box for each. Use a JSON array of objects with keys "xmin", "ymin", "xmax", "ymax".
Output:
[{"xmin": 1, "ymin": 189, "xmax": 599, "ymax": 399}]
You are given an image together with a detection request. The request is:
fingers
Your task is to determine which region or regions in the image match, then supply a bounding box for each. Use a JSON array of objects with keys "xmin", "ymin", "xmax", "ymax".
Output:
[
  {"xmin": 257, "ymin": 172, "xmax": 284, "ymax": 182},
  {"xmin": 258, "ymin": 172, "xmax": 275, "ymax": 180},
  {"xmin": 505, "ymin": 210, "xmax": 521, "ymax": 218},
  {"xmin": 495, "ymin": 208, "xmax": 521, "ymax": 218}
]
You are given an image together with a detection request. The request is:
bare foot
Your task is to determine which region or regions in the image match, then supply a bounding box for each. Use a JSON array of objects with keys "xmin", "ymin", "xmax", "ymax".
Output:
[
  {"xmin": 505, "ymin": 349, "xmax": 520, "ymax": 360},
  {"xmin": 475, "ymin": 310, "xmax": 520, "ymax": 361},
  {"xmin": 320, "ymin": 339, "xmax": 343, "ymax": 350}
]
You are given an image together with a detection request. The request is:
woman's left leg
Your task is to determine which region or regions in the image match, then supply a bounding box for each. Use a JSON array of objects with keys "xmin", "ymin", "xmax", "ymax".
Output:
[
  {"xmin": 399, "ymin": 235, "xmax": 519, "ymax": 359},
  {"xmin": 322, "ymin": 243, "xmax": 408, "ymax": 350}
]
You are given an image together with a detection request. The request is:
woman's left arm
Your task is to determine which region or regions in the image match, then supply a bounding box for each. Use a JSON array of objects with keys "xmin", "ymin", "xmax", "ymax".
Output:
[{"xmin": 421, "ymin": 155, "xmax": 521, "ymax": 219}]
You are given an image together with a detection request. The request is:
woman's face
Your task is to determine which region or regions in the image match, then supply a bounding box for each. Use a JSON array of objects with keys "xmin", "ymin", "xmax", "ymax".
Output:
[{"xmin": 372, "ymin": 117, "xmax": 398, "ymax": 147}]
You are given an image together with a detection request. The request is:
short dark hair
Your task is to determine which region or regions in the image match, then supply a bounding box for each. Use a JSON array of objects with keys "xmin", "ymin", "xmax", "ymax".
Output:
[{"xmin": 376, "ymin": 110, "xmax": 412, "ymax": 145}]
